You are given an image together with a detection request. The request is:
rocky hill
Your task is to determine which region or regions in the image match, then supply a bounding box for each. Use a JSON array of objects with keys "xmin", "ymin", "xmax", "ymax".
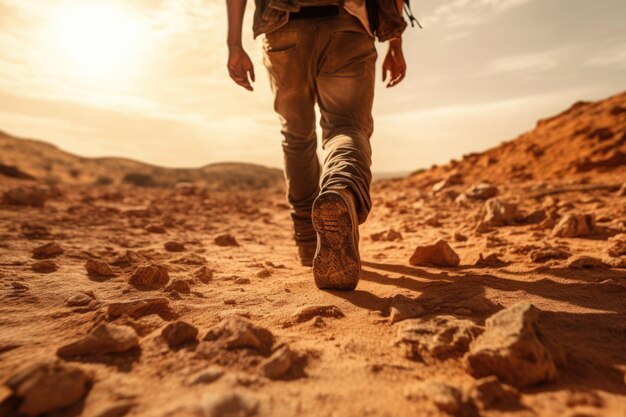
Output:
[{"xmin": 0, "ymin": 130, "xmax": 284, "ymax": 190}]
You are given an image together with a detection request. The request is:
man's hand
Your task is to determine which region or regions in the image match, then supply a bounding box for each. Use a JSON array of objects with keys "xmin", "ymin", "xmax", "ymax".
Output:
[
  {"xmin": 228, "ymin": 45, "xmax": 255, "ymax": 91},
  {"xmin": 382, "ymin": 38, "xmax": 406, "ymax": 88}
]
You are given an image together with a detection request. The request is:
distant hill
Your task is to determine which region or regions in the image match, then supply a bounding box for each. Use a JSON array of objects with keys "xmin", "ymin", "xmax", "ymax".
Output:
[
  {"xmin": 0, "ymin": 130, "xmax": 284, "ymax": 190},
  {"xmin": 399, "ymin": 91, "xmax": 626, "ymax": 190}
]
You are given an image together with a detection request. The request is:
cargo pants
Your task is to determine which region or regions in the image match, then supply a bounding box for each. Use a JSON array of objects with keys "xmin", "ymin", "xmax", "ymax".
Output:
[{"xmin": 262, "ymin": 6, "xmax": 376, "ymax": 247}]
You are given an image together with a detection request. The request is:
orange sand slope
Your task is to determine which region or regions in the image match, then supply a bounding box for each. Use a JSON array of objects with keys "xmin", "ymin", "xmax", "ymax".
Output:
[{"xmin": 0, "ymin": 91, "xmax": 625, "ymax": 417}]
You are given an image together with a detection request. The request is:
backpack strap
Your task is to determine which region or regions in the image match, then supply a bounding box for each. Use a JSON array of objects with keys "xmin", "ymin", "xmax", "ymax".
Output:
[{"xmin": 403, "ymin": 0, "xmax": 422, "ymax": 28}]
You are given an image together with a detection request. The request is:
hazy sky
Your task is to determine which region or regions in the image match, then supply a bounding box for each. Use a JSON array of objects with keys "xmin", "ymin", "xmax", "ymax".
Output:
[{"xmin": 1, "ymin": 0, "xmax": 625, "ymax": 172}]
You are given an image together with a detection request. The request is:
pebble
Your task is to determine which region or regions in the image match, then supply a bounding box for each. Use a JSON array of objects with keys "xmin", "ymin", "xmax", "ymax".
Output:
[
  {"xmin": 164, "ymin": 241, "xmax": 185, "ymax": 252},
  {"xmin": 292, "ymin": 305, "xmax": 345, "ymax": 323},
  {"xmin": 194, "ymin": 265, "xmax": 214, "ymax": 283},
  {"xmin": 165, "ymin": 279, "xmax": 191, "ymax": 293},
  {"xmin": 32, "ymin": 242, "xmax": 63, "ymax": 259},
  {"xmin": 388, "ymin": 294, "xmax": 424, "ymax": 324},
  {"xmin": 57, "ymin": 323, "xmax": 139, "ymax": 357},
  {"xmin": 404, "ymin": 380, "xmax": 466, "ymax": 415},
  {"xmin": 409, "ymin": 240, "xmax": 460, "ymax": 267},
  {"xmin": 551, "ymin": 214, "xmax": 595, "ymax": 237},
  {"xmin": 466, "ymin": 182, "xmax": 499, "ymax": 200},
  {"xmin": 234, "ymin": 277, "xmax": 251, "ymax": 285},
  {"xmin": 482, "ymin": 198, "xmax": 521, "ymax": 226},
  {"xmin": 529, "ymin": 247, "xmax": 571, "ymax": 263},
  {"xmin": 128, "ymin": 264, "xmax": 170, "ymax": 289},
  {"xmin": 259, "ymin": 345, "xmax": 297, "ymax": 379},
  {"xmin": 162, "ymin": 321, "xmax": 198, "ymax": 349},
  {"xmin": 107, "ymin": 297, "xmax": 170, "ymax": 318},
  {"xmin": 6, "ymin": 360, "xmax": 91, "ymax": 416},
  {"xmin": 566, "ymin": 255, "xmax": 606, "ymax": 269},
  {"xmin": 32, "ymin": 260, "xmax": 58, "ymax": 273},
  {"xmin": 66, "ymin": 293, "xmax": 94, "ymax": 307},
  {"xmin": 204, "ymin": 317, "xmax": 274, "ymax": 354},
  {"xmin": 214, "ymin": 233, "xmax": 239, "ymax": 247},
  {"xmin": 85, "ymin": 259, "xmax": 115, "ymax": 277}
]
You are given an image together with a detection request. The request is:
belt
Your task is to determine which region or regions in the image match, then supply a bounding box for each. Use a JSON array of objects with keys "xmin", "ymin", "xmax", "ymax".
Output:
[{"xmin": 288, "ymin": 5, "xmax": 339, "ymax": 20}]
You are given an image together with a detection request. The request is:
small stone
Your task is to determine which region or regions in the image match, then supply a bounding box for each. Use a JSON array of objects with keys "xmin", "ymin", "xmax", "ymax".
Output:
[
  {"xmin": 389, "ymin": 294, "xmax": 424, "ymax": 324},
  {"xmin": 404, "ymin": 380, "xmax": 465, "ymax": 415},
  {"xmin": 371, "ymin": 229, "xmax": 403, "ymax": 242},
  {"xmin": 465, "ymin": 303, "xmax": 557, "ymax": 387},
  {"xmin": 165, "ymin": 279, "xmax": 191, "ymax": 293},
  {"xmin": 164, "ymin": 241, "xmax": 185, "ymax": 252},
  {"xmin": 107, "ymin": 297, "xmax": 170, "ymax": 318},
  {"xmin": 530, "ymin": 247, "xmax": 571, "ymax": 263},
  {"xmin": 551, "ymin": 214, "xmax": 595, "ymax": 237},
  {"xmin": 85, "ymin": 259, "xmax": 115, "ymax": 277},
  {"xmin": 310, "ymin": 316, "xmax": 326, "ymax": 328},
  {"xmin": 194, "ymin": 265, "xmax": 214, "ymax": 283},
  {"xmin": 466, "ymin": 183, "xmax": 498, "ymax": 200},
  {"xmin": 32, "ymin": 260, "xmax": 57, "ymax": 273},
  {"xmin": 482, "ymin": 199, "xmax": 521, "ymax": 227},
  {"xmin": 234, "ymin": 277, "xmax": 251, "ymax": 285},
  {"xmin": 6, "ymin": 360, "xmax": 91, "ymax": 416},
  {"xmin": 471, "ymin": 376, "xmax": 520, "ymax": 410},
  {"xmin": 2, "ymin": 186, "xmax": 47, "ymax": 207},
  {"xmin": 396, "ymin": 316, "xmax": 484, "ymax": 360},
  {"xmin": 607, "ymin": 234, "xmax": 626, "ymax": 257},
  {"xmin": 162, "ymin": 321, "xmax": 198, "ymax": 349},
  {"xmin": 474, "ymin": 253, "xmax": 506, "ymax": 268},
  {"xmin": 201, "ymin": 392, "xmax": 259, "ymax": 417},
  {"xmin": 218, "ymin": 309, "xmax": 251, "ymax": 320},
  {"xmin": 454, "ymin": 232, "xmax": 468, "ymax": 242},
  {"xmin": 57, "ymin": 323, "xmax": 139, "ymax": 357},
  {"xmin": 66, "ymin": 293, "xmax": 94, "ymax": 307},
  {"xmin": 32, "ymin": 242, "xmax": 63, "ymax": 259},
  {"xmin": 186, "ymin": 366, "xmax": 225, "ymax": 385},
  {"xmin": 204, "ymin": 317, "xmax": 274, "ymax": 354},
  {"xmin": 215, "ymin": 233, "xmax": 239, "ymax": 247},
  {"xmin": 409, "ymin": 240, "xmax": 460, "ymax": 267},
  {"xmin": 292, "ymin": 305, "xmax": 345, "ymax": 323},
  {"xmin": 259, "ymin": 345, "xmax": 297, "ymax": 379},
  {"xmin": 566, "ymin": 255, "xmax": 606, "ymax": 269},
  {"xmin": 146, "ymin": 225, "xmax": 166, "ymax": 234},
  {"xmin": 256, "ymin": 269, "xmax": 271, "ymax": 278},
  {"xmin": 128, "ymin": 264, "xmax": 169, "ymax": 289}
]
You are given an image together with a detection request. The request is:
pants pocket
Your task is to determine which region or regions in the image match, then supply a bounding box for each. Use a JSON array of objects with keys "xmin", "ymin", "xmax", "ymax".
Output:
[
  {"xmin": 263, "ymin": 43, "xmax": 304, "ymax": 92},
  {"xmin": 319, "ymin": 31, "xmax": 376, "ymax": 78}
]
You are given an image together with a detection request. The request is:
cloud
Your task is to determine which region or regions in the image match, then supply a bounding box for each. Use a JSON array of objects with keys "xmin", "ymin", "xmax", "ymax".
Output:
[
  {"xmin": 585, "ymin": 42, "xmax": 626, "ymax": 69},
  {"xmin": 484, "ymin": 50, "xmax": 560, "ymax": 75},
  {"xmin": 424, "ymin": 0, "xmax": 534, "ymax": 28}
]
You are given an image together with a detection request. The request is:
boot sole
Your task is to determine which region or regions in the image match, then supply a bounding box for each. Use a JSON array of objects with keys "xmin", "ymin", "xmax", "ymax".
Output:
[{"xmin": 311, "ymin": 191, "xmax": 361, "ymax": 290}]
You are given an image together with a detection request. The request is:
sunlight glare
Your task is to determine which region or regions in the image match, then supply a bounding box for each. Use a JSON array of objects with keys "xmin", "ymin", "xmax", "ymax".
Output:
[{"xmin": 46, "ymin": 3, "xmax": 146, "ymax": 81}]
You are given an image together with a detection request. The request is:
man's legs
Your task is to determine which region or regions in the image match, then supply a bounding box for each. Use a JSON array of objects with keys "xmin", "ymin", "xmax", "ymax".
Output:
[
  {"xmin": 311, "ymin": 9, "xmax": 377, "ymax": 289},
  {"xmin": 262, "ymin": 24, "xmax": 320, "ymax": 265}
]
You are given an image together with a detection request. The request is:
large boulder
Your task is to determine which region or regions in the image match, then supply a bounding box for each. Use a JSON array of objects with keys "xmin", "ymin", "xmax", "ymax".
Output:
[{"xmin": 464, "ymin": 304, "xmax": 557, "ymax": 387}]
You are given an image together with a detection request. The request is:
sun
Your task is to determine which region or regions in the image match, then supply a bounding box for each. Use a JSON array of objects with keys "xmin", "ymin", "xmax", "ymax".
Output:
[{"xmin": 45, "ymin": 2, "xmax": 146, "ymax": 81}]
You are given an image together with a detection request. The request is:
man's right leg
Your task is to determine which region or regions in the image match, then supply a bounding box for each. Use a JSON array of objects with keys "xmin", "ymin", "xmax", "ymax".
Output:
[{"xmin": 262, "ymin": 26, "xmax": 319, "ymax": 266}]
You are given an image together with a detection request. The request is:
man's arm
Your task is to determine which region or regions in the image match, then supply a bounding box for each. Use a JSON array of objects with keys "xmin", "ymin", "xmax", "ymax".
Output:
[
  {"xmin": 381, "ymin": 0, "xmax": 407, "ymax": 88},
  {"xmin": 226, "ymin": 0, "xmax": 255, "ymax": 91}
]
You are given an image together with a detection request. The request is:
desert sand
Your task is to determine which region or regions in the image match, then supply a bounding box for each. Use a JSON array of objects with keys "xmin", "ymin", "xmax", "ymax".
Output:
[{"xmin": 1, "ymin": 92, "xmax": 625, "ymax": 417}]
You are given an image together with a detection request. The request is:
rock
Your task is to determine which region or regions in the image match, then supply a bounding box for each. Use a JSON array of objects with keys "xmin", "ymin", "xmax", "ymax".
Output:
[
  {"xmin": 424, "ymin": 215, "xmax": 442, "ymax": 227},
  {"xmin": 465, "ymin": 303, "xmax": 557, "ymax": 387},
  {"xmin": 523, "ymin": 209, "xmax": 548, "ymax": 224},
  {"xmin": 474, "ymin": 253, "xmax": 506, "ymax": 268},
  {"xmin": 602, "ymin": 256, "xmax": 626, "ymax": 269},
  {"xmin": 2, "ymin": 187, "xmax": 47, "ymax": 207},
  {"xmin": 214, "ymin": 233, "xmax": 239, "ymax": 247},
  {"xmin": 204, "ymin": 317, "xmax": 274, "ymax": 354},
  {"xmin": 128, "ymin": 264, "xmax": 169, "ymax": 289},
  {"xmin": 565, "ymin": 255, "xmax": 606, "ymax": 269},
  {"xmin": 162, "ymin": 321, "xmax": 198, "ymax": 348},
  {"xmin": 201, "ymin": 392, "xmax": 259, "ymax": 417},
  {"xmin": 389, "ymin": 294, "xmax": 424, "ymax": 324},
  {"xmin": 466, "ymin": 183, "xmax": 498, "ymax": 200},
  {"xmin": 194, "ymin": 266, "xmax": 213, "ymax": 283},
  {"xmin": 551, "ymin": 214, "xmax": 595, "ymax": 237},
  {"xmin": 409, "ymin": 240, "xmax": 460, "ymax": 267},
  {"xmin": 146, "ymin": 225, "xmax": 166, "ymax": 234},
  {"xmin": 470, "ymin": 376, "xmax": 520, "ymax": 410},
  {"xmin": 370, "ymin": 229, "xmax": 403, "ymax": 242},
  {"xmin": 32, "ymin": 260, "xmax": 57, "ymax": 273},
  {"xmin": 482, "ymin": 199, "xmax": 521, "ymax": 227},
  {"xmin": 165, "ymin": 279, "xmax": 191, "ymax": 293},
  {"xmin": 529, "ymin": 247, "xmax": 571, "ymax": 263},
  {"xmin": 259, "ymin": 345, "xmax": 297, "ymax": 380},
  {"xmin": 107, "ymin": 297, "xmax": 170, "ymax": 318},
  {"xmin": 454, "ymin": 232, "xmax": 468, "ymax": 242},
  {"xmin": 66, "ymin": 293, "xmax": 94, "ymax": 307},
  {"xmin": 186, "ymin": 366, "xmax": 225, "ymax": 385},
  {"xmin": 404, "ymin": 380, "xmax": 466, "ymax": 415},
  {"xmin": 395, "ymin": 316, "xmax": 484, "ymax": 360},
  {"xmin": 234, "ymin": 277, "xmax": 251, "ymax": 285},
  {"xmin": 607, "ymin": 234, "xmax": 626, "ymax": 257},
  {"xmin": 256, "ymin": 269, "xmax": 271, "ymax": 278},
  {"xmin": 6, "ymin": 360, "xmax": 91, "ymax": 416},
  {"xmin": 164, "ymin": 241, "xmax": 185, "ymax": 252},
  {"xmin": 85, "ymin": 259, "xmax": 115, "ymax": 277},
  {"xmin": 32, "ymin": 242, "xmax": 63, "ymax": 259},
  {"xmin": 57, "ymin": 323, "xmax": 139, "ymax": 357},
  {"xmin": 292, "ymin": 305, "xmax": 345, "ymax": 323},
  {"xmin": 218, "ymin": 309, "xmax": 251, "ymax": 320}
]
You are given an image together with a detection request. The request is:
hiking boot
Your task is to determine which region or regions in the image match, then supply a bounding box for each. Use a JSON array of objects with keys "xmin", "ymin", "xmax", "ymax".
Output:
[
  {"xmin": 311, "ymin": 188, "xmax": 361, "ymax": 290},
  {"xmin": 297, "ymin": 243, "xmax": 316, "ymax": 267}
]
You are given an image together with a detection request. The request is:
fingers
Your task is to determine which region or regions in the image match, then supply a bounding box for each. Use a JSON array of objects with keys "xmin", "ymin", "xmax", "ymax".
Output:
[
  {"xmin": 387, "ymin": 70, "xmax": 406, "ymax": 88},
  {"xmin": 228, "ymin": 65, "xmax": 254, "ymax": 91}
]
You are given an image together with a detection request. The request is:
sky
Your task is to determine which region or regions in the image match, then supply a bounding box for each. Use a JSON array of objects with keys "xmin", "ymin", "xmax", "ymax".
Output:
[{"xmin": 0, "ymin": 0, "xmax": 625, "ymax": 173}]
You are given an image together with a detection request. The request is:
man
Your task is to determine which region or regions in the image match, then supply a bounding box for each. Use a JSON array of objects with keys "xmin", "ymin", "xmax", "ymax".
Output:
[{"xmin": 227, "ymin": 0, "xmax": 407, "ymax": 290}]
